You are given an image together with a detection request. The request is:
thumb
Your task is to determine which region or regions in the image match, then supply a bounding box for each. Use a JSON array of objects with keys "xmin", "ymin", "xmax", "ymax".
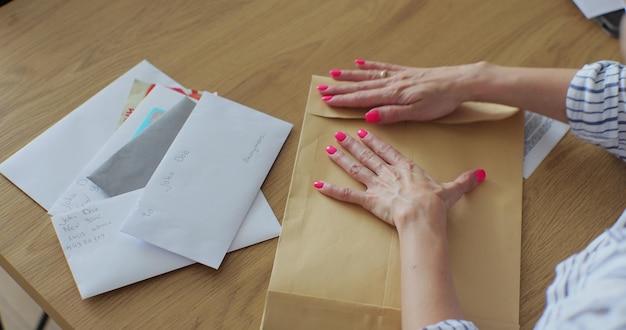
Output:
[
  {"xmin": 367, "ymin": 105, "xmax": 424, "ymax": 124},
  {"xmin": 368, "ymin": 103, "xmax": 455, "ymax": 124},
  {"xmin": 441, "ymin": 169, "xmax": 486, "ymax": 208}
]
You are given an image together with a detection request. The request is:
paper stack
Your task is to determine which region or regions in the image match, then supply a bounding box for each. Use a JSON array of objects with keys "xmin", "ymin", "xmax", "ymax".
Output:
[{"xmin": 0, "ymin": 60, "xmax": 292, "ymax": 299}]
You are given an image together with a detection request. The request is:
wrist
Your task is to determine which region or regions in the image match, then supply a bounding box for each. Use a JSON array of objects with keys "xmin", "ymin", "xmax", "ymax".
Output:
[
  {"xmin": 394, "ymin": 204, "xmax": 448, "ymax": 242},
  {"xmin": 461, "ymin": 62, "xmax": 575, "ymax": 121},
  {"xmin": 396, "ymin": 208, "xmax": 459, "ymax": 327},
  {"xmin": 462, "ymin": 61, "xmax": 499, "ymax": 103}
]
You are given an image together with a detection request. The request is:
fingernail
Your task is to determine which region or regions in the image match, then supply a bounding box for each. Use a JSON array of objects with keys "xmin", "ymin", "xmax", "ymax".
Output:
[
  {"xmin": 475, "ymin": 169, "xmax": 486, "ymax": 183},
  {"xmin": 334, "ymin": 131, "xmax": 347, "ymax": 142},
  {"xmin": 317, "ymin": 85, "xmax": 328, "ymax": 91},
  {"xmin": 354, "ymin": 59, "xmax": 365, "ymax": 65},
  {"xmin": 329, "ymin": 69, "xmax": 341, "ymax": 77},
  {"xmin": 365, "ymin": 109, "xmax": 380, "ymax": 123},
  {"xmin": 322, "ymin": 95, "xmax": 333, "ymax": 102},
  {"xmin": 357, "ymin": 129, "xmax": 368, "ymax": 138},
  {"xmin": 326, "ymin": 145, "xmax": 337, "ymax": 154},
  {"xmin": 313, "ymin": 181, "xmax": 324, "ymax": 189}
]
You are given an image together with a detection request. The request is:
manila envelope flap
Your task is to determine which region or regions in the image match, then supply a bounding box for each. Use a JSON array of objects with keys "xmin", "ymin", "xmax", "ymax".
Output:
[{"xmin": 262, "ymin": 75, "xmax": 523, "ymax": 330}]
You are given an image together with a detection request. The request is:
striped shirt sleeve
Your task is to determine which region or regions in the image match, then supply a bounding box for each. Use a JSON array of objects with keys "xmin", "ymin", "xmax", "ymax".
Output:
[
  {"xmin": 566, "ymin": 61, "xmax": 626, "ymax": 161},
  {"xmin": 420, "ymin": 319, "xmax": 478, "ymax": 330},
  {"xmin": 534, "ymin": 209, "xmax": 626, "ymax": 329}
]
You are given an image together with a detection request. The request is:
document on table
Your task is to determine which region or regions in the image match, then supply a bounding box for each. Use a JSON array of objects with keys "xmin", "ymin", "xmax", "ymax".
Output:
[
  {"xmin": 523, "ymin": 111, "xmax": 570, "ymax": 178},
  {"xmin": 573, "ymin": 0, "xmax": 624, "ymax": 19}
]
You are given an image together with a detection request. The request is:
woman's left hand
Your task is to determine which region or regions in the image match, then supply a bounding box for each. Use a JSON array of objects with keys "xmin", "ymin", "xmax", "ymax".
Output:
[{"xmin": 318, "ymin": 59, "xmax": 484, "ymax": 124}]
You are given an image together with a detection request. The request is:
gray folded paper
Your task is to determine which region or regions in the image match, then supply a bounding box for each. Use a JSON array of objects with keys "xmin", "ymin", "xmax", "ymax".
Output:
[{"xmin": 88, "ymin": 97, "xmax": 197, "ymax": 197}]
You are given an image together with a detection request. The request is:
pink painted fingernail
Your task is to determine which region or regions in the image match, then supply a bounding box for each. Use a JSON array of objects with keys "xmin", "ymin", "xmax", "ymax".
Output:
[
  {"xmin": 313, "ymin": 181, "xmax": 324, "ymax": 189},
  {"xmin": 354, "ymin": 59, "xmax": 366, "ymax": 65},
  {"xmin": 475, "ymin": 169, "xmax": 486, "ymax": 183},
  {"xmin": 357, "ymin": 129, "xmax": 368, "ymax": 138},
  {"xmin": 317, "ymin": 85, "xmax": 328, "ymax": 91},
  {"xmin": 334, "ymin": 131, "xmax": 347, "ymax": 142},
  {"xmin": 329, "ymin": 69, "xmax": 341, "ymax": 77},
  {"xmin": 326, "ymin": 145, "xmax": 337, "ymax": 154},
  {"xmin": 365, "ymin": 109, "xmax": 380, "ymax": 123},
  {"xmin": 322, "ymin": 95, "xmax": 333, "ymax": 102}
]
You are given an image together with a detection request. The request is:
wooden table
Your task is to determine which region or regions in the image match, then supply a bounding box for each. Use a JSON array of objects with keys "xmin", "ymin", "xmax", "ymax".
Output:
[{"xmin": 1, "ymin": 0, "xmax": 625, "ymax": 329}]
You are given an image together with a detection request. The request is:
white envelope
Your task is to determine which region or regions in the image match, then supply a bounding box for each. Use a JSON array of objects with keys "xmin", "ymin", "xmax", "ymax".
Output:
[
  {"xmin": 48, "ymin": 85, "xmax": 190, "ymax": 215},
  {"xmin": 0, "ymin": 60, "xmax": 181, "ymax": 210},
  {"xmin": 50, "ymin": 189, "xmax": 280, "ymax": 299},
  {"xmin": 121, "ymin": 93, "xmax": 293, "ymax": 269},
  {"xmin": 1, "ymin": 61, "xmax": 289, "ymax": 296},
  {"xmin": 51, "ymin": 190, "xmax": 192, "ymax": 299}
]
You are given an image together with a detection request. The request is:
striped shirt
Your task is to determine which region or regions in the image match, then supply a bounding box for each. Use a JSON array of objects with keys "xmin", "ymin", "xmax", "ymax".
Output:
[
  {"xmin": 422, "ymin": 61, "xmax": 626, "ymax": 330},
  {"xmin": 566, "ymin": 61, "xmax": 626, "ymax": 160}
]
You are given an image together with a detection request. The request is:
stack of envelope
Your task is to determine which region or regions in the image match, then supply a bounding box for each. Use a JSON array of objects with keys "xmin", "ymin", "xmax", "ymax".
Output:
[{"xmin": 0, "ymin": 60, "xmax": 293, "ymax": 299}]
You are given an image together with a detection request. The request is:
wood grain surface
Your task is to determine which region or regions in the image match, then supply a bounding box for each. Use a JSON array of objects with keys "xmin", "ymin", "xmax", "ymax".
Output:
[{"xmin": 1, "ymin": 0, "xmax": 625, "ymax": 329}]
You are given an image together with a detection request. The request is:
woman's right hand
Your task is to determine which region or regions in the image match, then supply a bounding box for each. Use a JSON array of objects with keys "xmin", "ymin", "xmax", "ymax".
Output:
[
  {"xmin": 313, "ymin": 129, "xmax": 485, "ymax": 233},
  {"xmin": 318, "ymin": 59, "xmax": 487, "ymax": 124}
]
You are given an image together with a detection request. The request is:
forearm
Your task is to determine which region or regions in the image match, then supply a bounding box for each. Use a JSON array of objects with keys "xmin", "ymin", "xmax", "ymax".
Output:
[
  {"xmin": 465, "ymin": 62, "xmax": 577, "ymax": 123},
  {"xmin": 397, "ymin": 218, "xmax": 463, "ymax": 329}
]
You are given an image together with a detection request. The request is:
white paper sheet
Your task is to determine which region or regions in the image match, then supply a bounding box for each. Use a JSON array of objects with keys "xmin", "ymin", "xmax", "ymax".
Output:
[
  {"xmin": 523, "ymin": 111, "xmax": 570, "ymax": 178},
  {"xmin": 121, "ymin": 93, "xmax": 292, "ymax": 269},
  {"xmin": 573, "ymin": 0, "xmax": 623, "ymax": 19}
]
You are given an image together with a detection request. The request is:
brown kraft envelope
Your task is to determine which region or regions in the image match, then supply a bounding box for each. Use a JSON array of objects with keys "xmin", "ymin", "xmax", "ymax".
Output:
[{"xmin": 261, "ymin": 75, "xmax": 524, "ymax": 330}]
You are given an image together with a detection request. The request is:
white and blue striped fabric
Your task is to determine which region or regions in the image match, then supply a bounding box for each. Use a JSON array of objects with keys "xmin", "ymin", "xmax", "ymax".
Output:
[
  {"xmin": 421, "ymin": 319, "xmax": 477, "ymax": 330},
  {"xmin": 566, "ymin": 61, "xmax": 626, "ymax": 161},
  {"xmin": 422, "ymin": 61, "xmax": 626, "ymax": 330},
  {"xmin": 534, "ymin": 210, "xmax": 626, "ymax": 330}
]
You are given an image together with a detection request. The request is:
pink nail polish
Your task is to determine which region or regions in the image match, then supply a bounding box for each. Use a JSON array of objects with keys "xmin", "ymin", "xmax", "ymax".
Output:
[
  {"xmin": 334, "ymin": 131, "xmax": 347, "ymax": 142},
  {"xmin": 475, "ymin": 169, "xmax": 486, "ymax": 183},
  {"xmin": 354, "ymin": 59, "xmax": 365, "ymax": 65},
  {"xmin": 329, "ymin": 69, "xmax": 341, "ymax": 77},
  {"xmin": 317, "ymin": 85, "xmax": 328, "ymax": 91},
  {"xmin": 365, "ymin": 109, "xmax": 380, "ymax": 123},
  {"xmin": 357, "ymin": 129, "xmax": 368, "ymax": 138},
  {"xmin": 326, "ymin": 145, "xmax": 337, "ymax": 154},
  {"xmin": 313, "ymin": 181, "xmax": 324, "ymax": 189},
  {"xmin": 322, "ymin": 95, "xmax": 333, "ymax": 102}
]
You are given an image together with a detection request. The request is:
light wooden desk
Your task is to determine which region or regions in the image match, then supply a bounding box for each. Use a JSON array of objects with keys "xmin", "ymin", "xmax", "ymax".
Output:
[{"xmin": 1, "ymin": 0, "xmax": 625, "ymax": 329}]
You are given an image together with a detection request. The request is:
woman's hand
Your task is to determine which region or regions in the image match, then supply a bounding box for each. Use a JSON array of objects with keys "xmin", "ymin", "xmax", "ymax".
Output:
[
  {"xmin": 313, "ymin": 129, "xmax": 485, "ymax": 233},
  {"xmin": 319, "ymin": 59, "xmax": 577, "ymax": 123},
  {"xmin": 314, "ymin": 129, "xmax": 485, "ymax": 328},
  {"xmin": 317, "ymin": 59, "xmax": 486, "ymax": 124}
]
